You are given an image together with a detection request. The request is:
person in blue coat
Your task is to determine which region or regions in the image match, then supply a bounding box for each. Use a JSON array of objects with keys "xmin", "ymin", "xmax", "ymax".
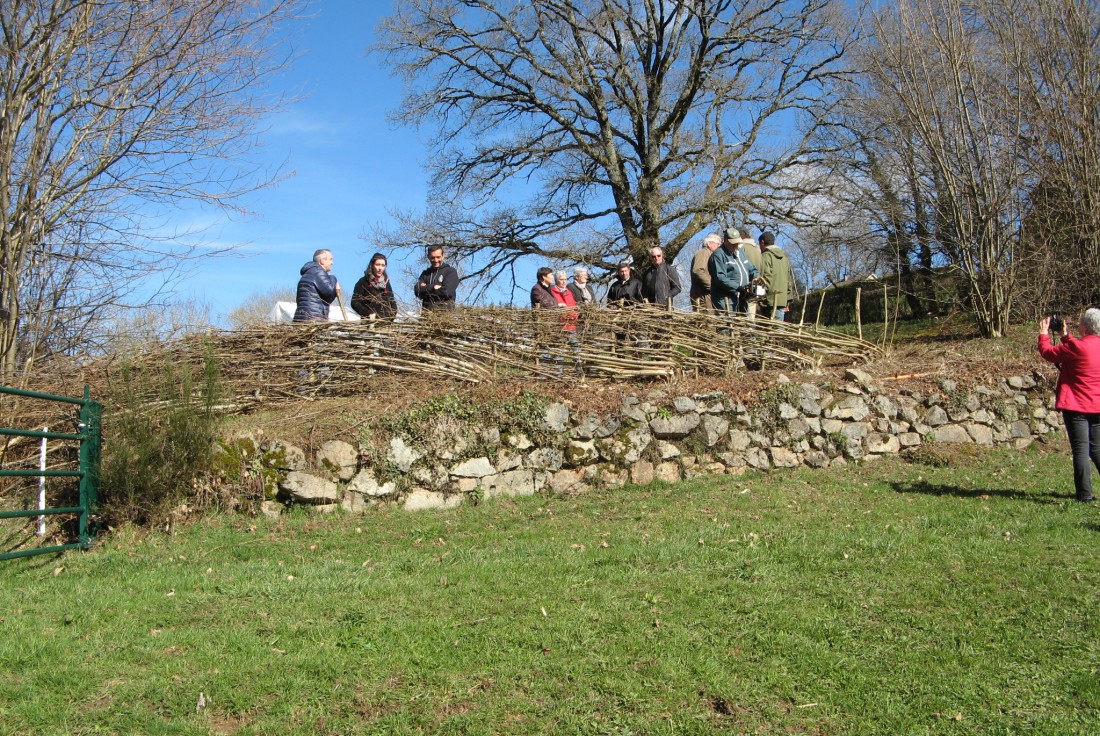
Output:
[
  {"xmin": 292, "ymin": 249, "xmax": 340, "ymax": 322},
  {"xmin": 708, "ymin": 227, "xmax": 758, "ymax": 314}
]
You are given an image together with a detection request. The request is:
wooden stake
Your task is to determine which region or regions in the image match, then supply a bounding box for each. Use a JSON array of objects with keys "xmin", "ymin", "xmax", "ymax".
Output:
[{"xmin": 855, "ymin": 286, "xmax": 863, "ymax": 341}]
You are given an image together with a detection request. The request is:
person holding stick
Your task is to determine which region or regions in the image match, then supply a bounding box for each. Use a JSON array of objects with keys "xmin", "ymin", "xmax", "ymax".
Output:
[{"xmin": 292, "ymin": 248, "xmax": 341, "ymax": 322}]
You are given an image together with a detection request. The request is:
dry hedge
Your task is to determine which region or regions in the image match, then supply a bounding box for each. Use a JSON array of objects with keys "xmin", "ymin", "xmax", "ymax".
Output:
[{"xmin": 102, "ymin": 305, "xmax": 878, "ymax": 414}]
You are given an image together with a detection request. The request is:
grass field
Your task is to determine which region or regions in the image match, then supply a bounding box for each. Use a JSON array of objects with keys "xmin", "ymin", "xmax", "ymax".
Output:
[{"xmin": 2, "ymin": 443, "xmax": 1099, "ymax": 735}]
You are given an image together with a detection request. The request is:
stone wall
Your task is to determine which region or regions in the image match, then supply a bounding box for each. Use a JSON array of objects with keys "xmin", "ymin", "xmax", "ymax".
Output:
[{"xmin": 222, "ymin": 369, "xmax": 1060, "ymax": 517}]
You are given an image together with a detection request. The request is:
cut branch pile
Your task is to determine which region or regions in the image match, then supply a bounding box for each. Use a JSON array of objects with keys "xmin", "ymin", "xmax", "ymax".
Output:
[{"xmin": 111, "ymin": 305, "xmax": 880, "ymax": 413}]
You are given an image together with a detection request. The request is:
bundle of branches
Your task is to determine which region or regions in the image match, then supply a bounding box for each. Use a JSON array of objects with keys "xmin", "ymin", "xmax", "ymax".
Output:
[{"xmin": 105, "ymin": 306, "xmax": 878, "ymax": 413}]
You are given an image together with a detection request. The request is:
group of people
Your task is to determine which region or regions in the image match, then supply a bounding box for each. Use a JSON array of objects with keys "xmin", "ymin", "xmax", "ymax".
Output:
[
  {"xmin": 689, "ymin": 227, "xmax": 795, "ymax": 321},
  {"xmin": 293, "ymin": 228, "xmax": 795, "ymax": 324},
  {"xmin": 529, "ymin": 228, "xmax": 795, "ymax": 321},
  {"xmin": 291, "ymin": 245, "xmax": 458, "ymax": 322}
]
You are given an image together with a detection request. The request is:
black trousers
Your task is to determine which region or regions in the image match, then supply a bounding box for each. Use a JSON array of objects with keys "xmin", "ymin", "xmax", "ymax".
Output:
[{"xmin": 1062, "ymin": 410, "xmax": 1100, "ymax": 500}]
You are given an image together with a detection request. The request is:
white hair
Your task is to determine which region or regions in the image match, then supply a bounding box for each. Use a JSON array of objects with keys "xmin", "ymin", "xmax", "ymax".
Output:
[
  {"xmin": 1082, "ymin": 308, "xmax": 1100, "ymax": 336},
  {"xmin": 554, "ymin": 270, "xmax": 568, "ymax": 282},
  {"xmin": 704, "ymin": 233, "xmax": 721, "ymax": 247},
  {"xmin": 574, "ymin": 266, "xmax": 588, "ymax": 276}
]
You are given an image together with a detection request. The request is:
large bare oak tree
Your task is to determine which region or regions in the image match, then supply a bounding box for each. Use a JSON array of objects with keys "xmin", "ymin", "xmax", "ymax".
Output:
[
  {"xmin": 373, "ymin": 0, "xmax": 855, "ymax": 296},
  {"xmin": 0, "ymin": 0, "xmax": 299, "ymax": 378}
]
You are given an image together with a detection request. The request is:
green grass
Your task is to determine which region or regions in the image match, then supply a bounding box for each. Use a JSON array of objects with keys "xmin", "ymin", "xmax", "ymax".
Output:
[{"xmin": 2, "ymin": 445, "xmax": 1099, "ymax": 735}]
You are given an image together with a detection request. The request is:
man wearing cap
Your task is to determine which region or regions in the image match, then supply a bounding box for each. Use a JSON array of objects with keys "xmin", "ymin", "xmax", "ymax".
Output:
[
  {"xmin": 759, "ymin": 231, "xmax": 796, "ymax": 321},
  {"xmin": 724, "ymin": 226, "xmax": 763, "ymax": 317},
  {"xmin": 690, "ymin": 234, "xmax": 721, "ymax": 312},
  {"xmin": 607, "ymin": 261, "xmax": 643, "ymax": 306},
  {"xmin": 709, "ymin": 227, "xmax": 759, "ymax": 315},
  {"xmin": 641, "ymin": 245, "xmax": 681, "ymax": 308},
  {"xmin": 414, "ymin": 244, "xmax": 460, "ymax": 311}
]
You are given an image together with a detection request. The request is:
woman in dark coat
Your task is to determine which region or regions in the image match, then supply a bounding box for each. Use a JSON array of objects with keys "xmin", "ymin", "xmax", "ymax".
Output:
[{"xmin": 351, "ymin": 253, "xmax": 398, "ymax": 320}]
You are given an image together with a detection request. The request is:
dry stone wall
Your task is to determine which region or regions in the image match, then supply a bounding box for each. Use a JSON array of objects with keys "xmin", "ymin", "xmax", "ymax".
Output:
[{"xmin": 226, "ymin": 369, "xmax": 1060, "ymax": 517}]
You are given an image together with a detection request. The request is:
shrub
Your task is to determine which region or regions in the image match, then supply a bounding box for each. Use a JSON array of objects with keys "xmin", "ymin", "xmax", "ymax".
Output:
[{"xmin": 99, "ymin": 344, "xmax": 222, "ymax": 525}]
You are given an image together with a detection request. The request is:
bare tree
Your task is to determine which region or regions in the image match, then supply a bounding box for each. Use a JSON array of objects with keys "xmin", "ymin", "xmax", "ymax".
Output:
[
  {"xmin": 0, "ymin": 0, "xmax": 300, "ymax": 378},
  {"xmin": 834, "ymin": 0, "xmax": 1034, "ymax": 337},
  {"xmin": 817, "ymin": 0, "xmax": 1100, "ymax": 337},
  {"xmin": 372, "ymin": 0, "xmax": 857, "ymax": 294},
  {"xmin": 1012, "ymin": 0, "xmax": 1100, "ymax": 310}
]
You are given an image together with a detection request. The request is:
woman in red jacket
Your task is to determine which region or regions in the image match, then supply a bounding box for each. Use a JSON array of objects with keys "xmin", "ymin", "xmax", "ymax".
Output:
[
  {"xmin": 1038, "ymin": 308, "xmax": 1100, "ymax": 501},
  {"xmin": 551, "ymin": 270, "xmax": 578, "ymax": 333}
]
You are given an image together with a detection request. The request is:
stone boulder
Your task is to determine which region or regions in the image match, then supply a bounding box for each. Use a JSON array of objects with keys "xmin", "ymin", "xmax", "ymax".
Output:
[
  {"xmin": 544, "ymin": 403, "xmax": 570, "ymax": 432},
  {"xmin": 347, "ymin": 470, "xmax": 396, "ymax": 498},
  {"xmin": 649, "ymin": 412, "xmax": 700, "ymax": 439},
  {"xmin": 656, "ymin": 462, "xmax": 682, "ymax": 483},
  {"xmin": 770, "ymin": 447, "xmax": 800, "ymax": 468},
  {"xmin": 701, "ymin": 415, "xmax": 730, "ymax": 447},
  {"xmin": 318, "ymin": 440, "xmax": 358, "ymax": 481},
  {"xmin": 451, "ymin": 457, "xmax": 496, "ymax": 478},
  {"xmin": 564, "ymin": 440, "xmax": 599, "ymax": 467},
  {"xmin": 527, "ymin": 447, "xmax": 564, "ymax": 471},
  {"xmin": 388, "ymin": 437, "xmax": 423, "ymax": 473},
  {"xmin": 934, "ymin": 424, "xmax": 971, "ymax": 443},
  {"xmin": 826, "ymin": 396, "xmax": 870, "ymax": 421},
  {"xmin": 483, "ymin": 469, "xmax": 547, "ymax": 498},
  {"xmin": 404, "ymin": 489, "xmax": 462, "ymax": 511},
  {"xmin": 672, "ymin": 396, "xmax": 698, "ymax": 413},
  {"xmin": 279, "ymin": 471, "xmax": 339, "ymax": 504},
  {"xmin": 260, "ymin": 440, "xmax": 306, "ymax": 471}
]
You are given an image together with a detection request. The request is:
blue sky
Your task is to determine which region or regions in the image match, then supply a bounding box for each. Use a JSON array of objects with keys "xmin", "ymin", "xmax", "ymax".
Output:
[{"xmin": 175, "ymin": 1, "xmax": 431, "ymax": 320}]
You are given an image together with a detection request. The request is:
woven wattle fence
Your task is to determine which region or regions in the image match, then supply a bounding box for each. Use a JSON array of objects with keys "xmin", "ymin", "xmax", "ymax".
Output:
[{"xmin": 111, "ymin": 305, "xmax": 879, "ymax": 413}]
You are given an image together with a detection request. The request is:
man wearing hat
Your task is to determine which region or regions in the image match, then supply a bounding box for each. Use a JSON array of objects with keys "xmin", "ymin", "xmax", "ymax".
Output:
[
  {"xmin": 723, "ymin": 226, "xmax": 763, "ymax": 317},
  {"xmin": 709, "ymin": 227, "xmax": 759, "ymax": 315}
]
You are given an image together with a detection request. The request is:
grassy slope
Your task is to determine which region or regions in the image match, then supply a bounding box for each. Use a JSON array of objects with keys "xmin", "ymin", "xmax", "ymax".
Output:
[{"xmin": 2, "ymin": 444, "xmax": 1099, "ymax": 735}]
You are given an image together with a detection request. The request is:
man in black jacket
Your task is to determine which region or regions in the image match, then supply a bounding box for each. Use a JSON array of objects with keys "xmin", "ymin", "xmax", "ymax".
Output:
[
  {"xmin": 607, "ymin": 261, "xmax": 643, "ymax": 306},
  {"xmin": 292, "ymin": 248, "xmax": 340, "ymax": 322},
  {"xmin": 414, "ymin": 245, "xmax": 460, "ymax": 311},
  {"xmin": 641, "ymin": 245, "xmax": 681, "ymax": 307}
]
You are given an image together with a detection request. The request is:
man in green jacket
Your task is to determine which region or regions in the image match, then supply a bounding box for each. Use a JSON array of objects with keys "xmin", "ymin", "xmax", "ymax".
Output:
[{"xmin": 759, "ymin": 231, "xmax": 795, "ymax": 321}]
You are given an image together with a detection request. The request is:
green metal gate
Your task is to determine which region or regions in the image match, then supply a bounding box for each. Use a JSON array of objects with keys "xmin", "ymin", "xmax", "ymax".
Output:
[{"xmin": 0, "ymin": 385, "xmax": 102, "ymax": 561}]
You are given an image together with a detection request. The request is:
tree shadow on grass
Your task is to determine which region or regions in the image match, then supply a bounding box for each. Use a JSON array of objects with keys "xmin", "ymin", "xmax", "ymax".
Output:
[{"xmin": 890, "ymin": 479, "xmax": 1066, "ymax": 504}]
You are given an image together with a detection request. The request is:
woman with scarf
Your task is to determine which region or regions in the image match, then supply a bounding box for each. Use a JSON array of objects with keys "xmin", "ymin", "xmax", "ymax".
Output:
[{"xmin": 351, "ymin": 253, "xmax": 398, "ymax": 320}]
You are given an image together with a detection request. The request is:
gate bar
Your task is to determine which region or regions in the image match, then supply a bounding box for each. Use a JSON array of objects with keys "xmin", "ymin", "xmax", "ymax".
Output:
[
  {"xmin": 0, "ymin": 506, "xmax": 85, "ymax": 519},
  {"xmin": 0, "ymin": 543, "xmax": 83, "ymax": 561},
  {"xmin": 0, "ymin": 427, "xmax": 82, "ymax": 440}
]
